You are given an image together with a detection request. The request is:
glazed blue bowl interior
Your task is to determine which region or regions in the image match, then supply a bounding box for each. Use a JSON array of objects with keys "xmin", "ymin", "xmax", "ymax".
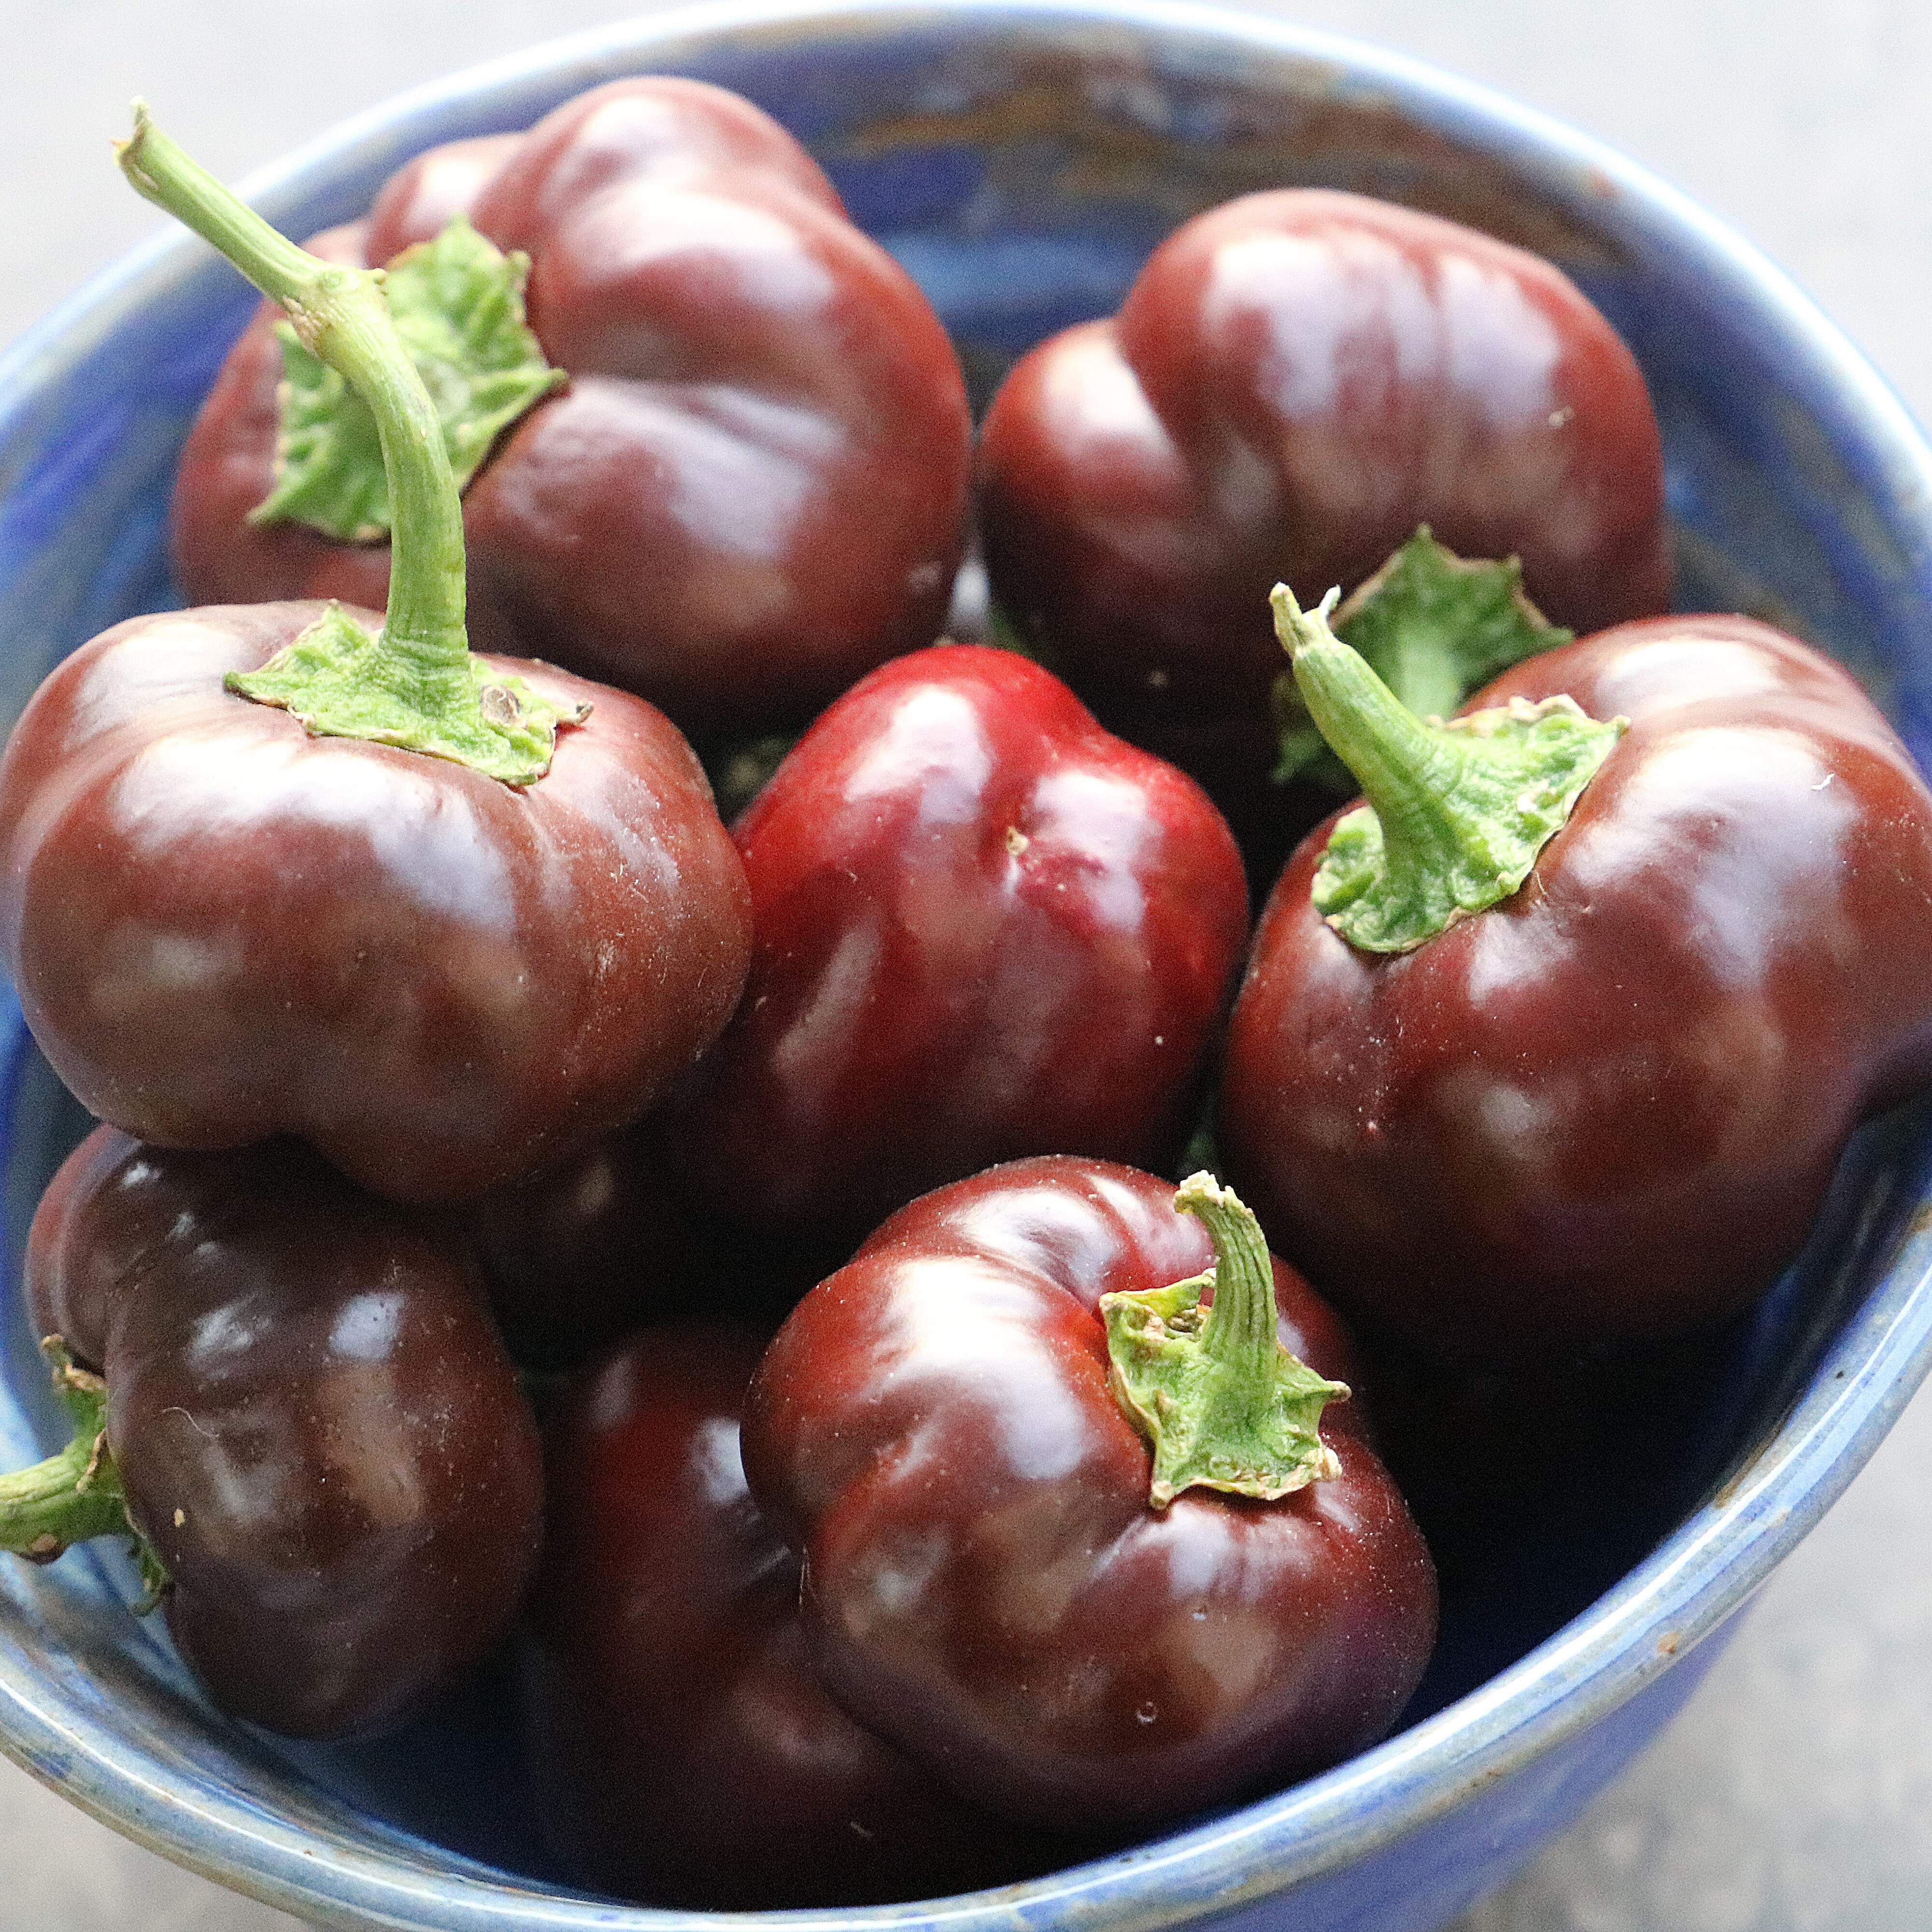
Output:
[{"xmin": 5, "ymin": 3, "xmax": 1932, "ymax": 1929}]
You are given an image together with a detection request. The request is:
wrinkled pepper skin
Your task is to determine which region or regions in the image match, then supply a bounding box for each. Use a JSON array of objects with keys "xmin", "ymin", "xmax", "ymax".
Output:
[
  {"xmin": 26, "ymin": 1126, "xmax": 543, "ymax": 1738},
  {"xmin": 0, "ymin": 601, "xmax": 753, "ymax": 1205},
  {"xmin": 1219, "ymin": 615, "xmax": 1932, "ymax": 1357},
  {"xmin": 171, "ymin": 77, "xmax": 974, "ymax": 742},
  {"xmin": 741, "ymin": 1157, "xmax": 1437, "ymax": 1832},
  {"xmin": 977, "ymin": 189, "xmax": 1670, "ymax": 814},
  {"xmin": 672, "ymin": 645, "xmax": 1250, "ymax": 1249},
  {"xmin": 523, "ymin": 1325, "xmax": 1080, "ymax": 1907}
]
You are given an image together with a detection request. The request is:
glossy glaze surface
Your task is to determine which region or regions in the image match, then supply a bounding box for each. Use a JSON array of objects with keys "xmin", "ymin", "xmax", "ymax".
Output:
[
  {"xmin": 0, "ymin": 600, "xmax": 753, "ymax": 1204},
  {"xmin": 742, "ymin": 1156, "xmax": 1437, "ymax": 1831},
  {"xmin": 172, "ymin": 77, "xmax": 973, "ymax": 742},
  {"xmin": 674, "ymin": 645, "xmax": 1249, "ymax": 1243},
  {"xmin": 524, "ymin": 1323, "xmax": 1075, "ymax": 1906},
  {"xmin": 1221, "ymin": 615, "xmax": 1932, "ymax": 1354},
  {"xmin": 24, "ymin": 1126, "xmax": 542, "ymax": 1738},
  {"xmin": 978, "ymin": 188, "xmax": 1670, "ymax": 825}
]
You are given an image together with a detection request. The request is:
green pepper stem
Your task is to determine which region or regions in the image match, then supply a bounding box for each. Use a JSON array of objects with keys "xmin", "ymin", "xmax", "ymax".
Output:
[
  {"xmin": 1277, "ymin": 585, "xmax": 1486, "ymax": 874},
  {"xmin": 0, "ymin": 1341, "xmax": 166, "ymax": 1601},
  {"xmin": 120, "ymin": 102, "xmax": 466, "ymax": 682},
  {"xmin": 116, "ymin": 102, "xmax": 582, "ymax": 785},
  {"xmin": 1272, "ymin": 582, "xmax": 1625, "ymax": 953},
  {"xmin": 1271, "ymin": 530, "xmax": 1573, "ymax": 792},
  {"xmin": 1101, "ymin": 1174, "xmax": 1346, "ymax": 1507},
  {"xmin": 1186, "ymin": 1176, "xmax": 1280, "ymax": 1382}
]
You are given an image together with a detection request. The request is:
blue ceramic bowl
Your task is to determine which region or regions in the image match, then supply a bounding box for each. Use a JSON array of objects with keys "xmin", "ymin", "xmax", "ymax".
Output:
[{"xmin": 6, "ymin": 3, "xmax": 1932, "ymax": 1927}]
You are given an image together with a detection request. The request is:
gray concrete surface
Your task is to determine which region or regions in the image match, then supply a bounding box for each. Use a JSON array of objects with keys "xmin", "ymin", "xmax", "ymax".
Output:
[{"xmin": 6, "ymin": 3, "xmax": 1932, "ymax": 1928}]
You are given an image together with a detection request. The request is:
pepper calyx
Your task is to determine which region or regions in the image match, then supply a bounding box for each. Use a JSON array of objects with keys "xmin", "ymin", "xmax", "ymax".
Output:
[
  {"xmin": 0, "ymin": 1339, "xmax": 169, "ymax": 1606},
  {"xmin": 1272, "ymin": 528, "xmax": 1574, "ymax": 790},
  {"xmin": 1101, "ymin": 1171, "xmax": 1347, "ymax": 1509},
  {"xmin": 1274, "ymin": 581, "xmax": 1626, "ymax": 954},
  {"xmin": 252, "ymin": 215, "xmax": 566, "ymax": 542},
  {"xmin": 227, "ymin": 602, "xmax": 589, "ymax": 786}
]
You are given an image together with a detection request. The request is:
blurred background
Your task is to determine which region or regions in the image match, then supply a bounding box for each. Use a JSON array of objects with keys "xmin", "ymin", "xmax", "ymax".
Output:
[{"xmin": 6, "ymin": 3, "xmax": 1932, "ymax": 1928}]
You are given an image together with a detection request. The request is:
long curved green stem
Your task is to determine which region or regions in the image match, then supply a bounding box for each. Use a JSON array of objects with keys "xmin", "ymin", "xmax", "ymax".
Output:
[{"xmin": 117, "ymin": 102, "xmax": 583, "ymax": 784}]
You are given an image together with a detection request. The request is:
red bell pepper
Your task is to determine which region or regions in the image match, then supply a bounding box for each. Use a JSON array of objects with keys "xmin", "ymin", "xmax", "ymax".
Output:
[{"xmin": 671, "ymin": 644, "xmax": 1250, "ymax": 1251}]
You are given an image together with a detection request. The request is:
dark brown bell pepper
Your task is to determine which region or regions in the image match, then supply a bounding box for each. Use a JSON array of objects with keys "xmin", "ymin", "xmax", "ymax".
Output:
[
  {"xmin": 1219, "ymin": 601, "xmax": 1932, "ymax": 1355},
  {"xmin": 0, "ymin": 110, "xmax": 752, "ymax": 1205},
  {"xmin": 977, "ymin": 188, "xmax": 1670, "ymax": 841},
  {"xmin": 741, "ymin": 1156, "xmax": 1437, "ymax": 1832},
  {"xmin": 523, "ymin": 1324, "xmax": 1080, "ymax": 1905},
  {"xmin": 171, "ymin": 76, "xmax": 974, "ymax": 744},
  {"xmin": 8, "ymin": 1125, "xmax": 542, "ymax": 1739}
]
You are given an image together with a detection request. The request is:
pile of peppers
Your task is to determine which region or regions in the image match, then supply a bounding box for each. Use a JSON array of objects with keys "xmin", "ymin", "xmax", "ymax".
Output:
[{"xmin": 1, "ymin": 75, "xmax": 1931, "ymax": 1917}]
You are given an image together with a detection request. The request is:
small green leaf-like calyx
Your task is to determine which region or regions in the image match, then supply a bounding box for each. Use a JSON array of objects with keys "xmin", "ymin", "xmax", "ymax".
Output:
[
  {"xmin": 1273, "ymin": 528, "xmax": 1573, "ymax": 790},
  {"xmin": 227, "ymin": 602, "xmax": 589, "ymax": 786},
  {"xmin": 1102, "ymin": 1172, "xmax": 1347, "ymax": 1508},
  {"xmin": 251, "ymin": 215, "xmax": 566, "ymax": 542},
  {"xmin": 1274, "ymin": 582, "xmax": 1626, "ymax": 954}
]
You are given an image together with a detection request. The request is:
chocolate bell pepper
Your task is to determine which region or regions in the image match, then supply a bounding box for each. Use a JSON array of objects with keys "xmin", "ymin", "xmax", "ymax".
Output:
[
  {"xmin": 523, "ymin": 1323, "xmax": 1078, "ymax": 1906},
  {"xmin": 741, "ymin": 1157, "xmax": 1437, "ymax": 1831},
  {"xmin": 669, "ymin": 644, "xmax": 1250, "ymax": 1252},
  {"xmin": 6, "ymin": 1125, "xmax": 542, "ymax": 1738},
  {"xmin": 171, "ymin": 76, "xmax": 974, "ymax": 742},
  {"xmin": 1219, "ymin": 597, "xmax": 1932, "ymax": 1355},
  {"xmin": 976, "ymin": 188, "xmax": 1671, "ymax": 829},
  {"xmin": 0, "ymin": 111, "xmax": 752, "ymax": 1204}
]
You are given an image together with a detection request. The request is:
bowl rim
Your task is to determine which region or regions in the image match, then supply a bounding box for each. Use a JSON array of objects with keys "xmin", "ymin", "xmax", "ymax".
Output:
[{"xmin": 6, "ymin": 1, "xmax": 1932, "ymax": 1926}]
